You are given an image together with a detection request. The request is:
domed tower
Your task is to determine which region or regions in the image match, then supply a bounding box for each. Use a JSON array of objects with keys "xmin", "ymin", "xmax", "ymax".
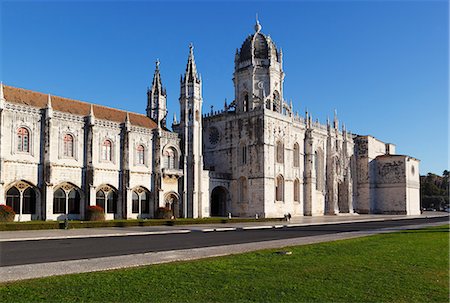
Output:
[{"xmin": 233, "ymin": 18, "xmax": 284, "ymax": 113}]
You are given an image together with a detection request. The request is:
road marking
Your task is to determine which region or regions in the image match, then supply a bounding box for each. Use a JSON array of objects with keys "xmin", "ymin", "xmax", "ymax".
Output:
[
  {"xmin": 241, "ymin": 225, "xmax": 274, "ymax": 230},
  {"xmin": 214, "ymin": 227, "xmax": 237, "ymax": 232}
]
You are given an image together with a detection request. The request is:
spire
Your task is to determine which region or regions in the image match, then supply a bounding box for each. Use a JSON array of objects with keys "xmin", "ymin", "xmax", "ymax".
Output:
[
  {"xmin": 333, "ymin": 109, "xmax": 339, "ymax": 129},
  {"xmin": 184, "ymin": 43, "xmax": 199, "ymax": 83},
  {"xmin": 255, "ymin": 13, "xmax": 262, "ymax": 32},
  {"xmin": 151, "ymin": 59, "xmax": 165, "ymax": 96}
]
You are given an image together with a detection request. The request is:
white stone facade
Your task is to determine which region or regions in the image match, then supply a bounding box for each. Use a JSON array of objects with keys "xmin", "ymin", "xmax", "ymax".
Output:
[{"xmin": 0, "ymin": 21, "xmax": 420, "ymax": 221}]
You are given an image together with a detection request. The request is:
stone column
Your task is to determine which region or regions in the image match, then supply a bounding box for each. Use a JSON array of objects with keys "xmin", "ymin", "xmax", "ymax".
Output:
[
  {"xmin": 42, "ymin": 95, "xmax": 53, "ymax": 220},
  {"xmin": 119, "ymin": 113, "xmax": 131, "ymax": 219},
  {"xmin": 303, "ymin": 128, "xmax": 314, "ymax": 216},
  {"xmin": 84, "ymin": 105, "xmax": 95, "ymax": 217}
]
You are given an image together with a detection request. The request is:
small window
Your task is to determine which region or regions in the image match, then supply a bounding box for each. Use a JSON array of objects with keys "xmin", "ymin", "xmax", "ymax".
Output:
[
  {"xmin": 164, "ymin": 147, "xmax": 177, "ymax": 169},
  {"xmin": 276, "ymin": 141, "xmax": 284, "ymax": 164},
  {"xmin": 275, "ymin": 175, "xmax": 284, "ymax": 201},
  {"xmin": 102, "ymin": 140, "xmax": 112, "ymax": 161},
  {"xmin": 137, "ymin": 145, "xmax": 145, "ymax": 165},
  {"xmin": 293, "ymin": 143, "xmax": 300, "ymax": 167},
  {"xmin": 17, "ymin": 127, "xmax": 30, "ymax": 153},
  {"xmin": 240, "ymin": 144, "xmax": 247, "ymax": 165},
  {"xmin": 294, "ymin": 179, "xmax": 300, "ymax": 202},
  {"xmin": 238, "ymin": 177, "xmax": 248, "ymax": 203},
  {"xmin": 243, "ymin": 94, "xmax": 249, "ymax": 112},
  {"xmin": 63, "ymin": 134, "xmax": 74, "ymax": 158}
]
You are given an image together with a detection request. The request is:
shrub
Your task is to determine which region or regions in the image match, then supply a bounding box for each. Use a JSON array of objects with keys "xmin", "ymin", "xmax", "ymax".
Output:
[
  {"xmin": 86, "ymin": 205, "xmax": 105, "ymax": 221},
  {"xmin": 0, "ymin": 204, "xmax": 16, "ymax": 222},
  {"xmin": 156, "ymin": 207, "xmax": 173, "ymax": 219}
]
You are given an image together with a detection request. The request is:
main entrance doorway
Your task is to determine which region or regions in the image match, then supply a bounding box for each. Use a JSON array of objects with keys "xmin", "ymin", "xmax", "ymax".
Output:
[{"xmin": 210, "ymin": 186, "xmax": 228, "ymax": 217}]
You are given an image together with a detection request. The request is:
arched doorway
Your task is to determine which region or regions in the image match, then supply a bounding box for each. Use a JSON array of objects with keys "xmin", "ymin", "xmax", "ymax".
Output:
[
  {"xmin": 164, "ymin": 192, "xmax": 181, "ymax": 218},
  {"xmin": 211, "ymin": 187, "xmax": 228, "ymax": 217}
]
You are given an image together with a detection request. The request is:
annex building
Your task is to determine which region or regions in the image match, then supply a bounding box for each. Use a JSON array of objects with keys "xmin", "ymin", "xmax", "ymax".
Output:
[{"xmin": 0, "ymin": 20, "xmax": 420, "ymax": 221}]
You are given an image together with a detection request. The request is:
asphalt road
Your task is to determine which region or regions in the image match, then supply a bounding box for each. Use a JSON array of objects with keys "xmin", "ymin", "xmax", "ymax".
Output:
[{"xmin": 1, "ymin": 216, "xmax": 448, "ymax": 267}]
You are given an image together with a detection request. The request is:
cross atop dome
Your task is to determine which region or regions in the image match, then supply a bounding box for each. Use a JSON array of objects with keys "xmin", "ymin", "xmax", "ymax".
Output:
[{"xmin": 255, "ymin": 13, "xmax": 262, "ymax": 32}]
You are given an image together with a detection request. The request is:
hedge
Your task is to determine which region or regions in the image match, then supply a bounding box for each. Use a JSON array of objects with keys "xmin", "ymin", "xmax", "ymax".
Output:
[{"xmin": 0, "ymin": 217, "xmax": 284, "ymax": 231}]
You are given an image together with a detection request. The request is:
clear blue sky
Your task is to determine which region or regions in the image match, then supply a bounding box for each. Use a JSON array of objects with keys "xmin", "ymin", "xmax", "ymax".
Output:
[{"xmin": 1, "ymin": 1, "xmax": 448, "ymax": 175}]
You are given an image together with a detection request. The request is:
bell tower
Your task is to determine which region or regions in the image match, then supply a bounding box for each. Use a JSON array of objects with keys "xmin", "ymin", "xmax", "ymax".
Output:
[{"xmin": 233, "ymin": 18, "xmax": 285, "ymax": 113}]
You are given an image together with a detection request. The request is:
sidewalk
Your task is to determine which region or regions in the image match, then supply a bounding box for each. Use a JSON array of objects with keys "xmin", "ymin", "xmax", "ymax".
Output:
[{"xmin": 1, "ymin": 212, "xmax": 447, "ymax": 242}]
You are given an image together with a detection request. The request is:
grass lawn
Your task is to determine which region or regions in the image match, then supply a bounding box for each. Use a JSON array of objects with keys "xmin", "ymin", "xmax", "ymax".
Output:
[{"xmin": 1, "ymin": 225, "xmax": 448, "ymax": 303}]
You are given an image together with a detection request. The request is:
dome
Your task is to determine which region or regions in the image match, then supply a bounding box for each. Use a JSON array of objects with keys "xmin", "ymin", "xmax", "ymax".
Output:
[{"xmin": 237, "ymin": 21, "xmax": 279, "ymax": 64}]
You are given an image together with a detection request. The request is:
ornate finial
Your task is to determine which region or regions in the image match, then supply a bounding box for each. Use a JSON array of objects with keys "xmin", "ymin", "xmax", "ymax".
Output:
[
  {"xmin": 333, "ymin": 109, "xmax": 338, "ymax": 129},
  {"xmin": 224, "ymin": 98, "xmax": 228, "ymax": 110},
  {"xmin": 210, "ymin": 105, "xmax": 214, "ymax": 115},
  {"xmin": 255, "ymin": 13, "xmax": 262, "ymax": 32},
  {"xmin": 155, "ymin": 59, "xmax": 160, "ymax": 70},
  {"xmin": 189, "ymin": 43, "xmax": 194, "ymax": 54},
  {"xmin": 89, "ymin": 104, "xmax": 95, "ymax": 116},
  {"xmin": 125, "ymin": 111, "xmax": 130, "ymax": 124},
  {"xmin": 47, "ymin": 94, "xmax": 52, "ymax": 108},
  {"xmin": 0, "ymin": 82, "xmax": 4, "ymax": 100},
  {"xmin": 173, "ymin": 113, "xmax": 178, "ymax": 124}
]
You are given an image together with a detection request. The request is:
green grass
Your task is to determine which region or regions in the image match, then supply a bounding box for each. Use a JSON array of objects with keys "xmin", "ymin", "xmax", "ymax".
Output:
[{"xmin": 1, "ymin": 225, "xmax": 448, "ymax": 303}]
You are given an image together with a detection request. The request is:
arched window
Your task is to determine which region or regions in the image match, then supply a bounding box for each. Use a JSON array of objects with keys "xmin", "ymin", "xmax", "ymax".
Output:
[
  {"xmin": 243, "ymin": 94, "xmax": 249, "ymax": 112},
  {"xmin": 273, "ymin": 91, "xmax": 280, "ymax": 112},
  {"xmin": 276, "ymin": 141, "xmax": 284, "ymax": 164},
  {"xmin": 294, "ymin": 179, "xmax": 300, "ymax": 202},
  {"xmin": 22, "ymin": 187, "xmax": 36, "ymax": 214},
  {"xmin": 164, "ymin": 147, "xmax": 177, "ymax": 169},
  {"xmin": 17, "ymin": 127, "xmax": 30, "ymax": 153},
  {"xmin": 6, "ymin": 184, "xmax": 37, "ymax": 217},
  {"xmin": 96, "ymin": 186, "xmax": 117, "ymax": 214},
  {"xmin": 141, "ymin": 191, "xmax": 150, "ymax": 214},
  {"xmin": 63, "ymin": 134, "xmax": 74, "ymax": 158},
  {"xmin": 132, "ymin": 191, "xmax": 139, "ymax": 213},
  {"xmin": 96, "ymin": 190, "xmax": 105, "ymax": 210},
  {"xmin": 137, "ymin": 145, "xmax": 145, "ymax": 165},
  {"xmin": 275, "ymin": 175, "xmax": 284, "ymax": 201},
  {"xmin": 53, "ymin": 189, "xmax": 66, "ymax": 214},
  {"xmin": 239, "ymin": 143, "xmax": 247, "ymax": 165},
  {"xmin": 102, "ymin": 140, "xmax": 112, "ymax": 161},
  {"xmin": 106, "ymin": 191, "xmax": 117, "ymax": 214},
  {"xmin": 6, "ymin": 187, "xmax": 20, "ymax": 213},
  {"xmin": 68, "ymin": 189, "xmax": 80, "ymax": 214},
  {"xmin": 293, "ymin": 143, "xmax": 300, "ymax": 167},
  {"xmin": 238, "ymin": 177, "xmax": 248, "ymax": 203}
]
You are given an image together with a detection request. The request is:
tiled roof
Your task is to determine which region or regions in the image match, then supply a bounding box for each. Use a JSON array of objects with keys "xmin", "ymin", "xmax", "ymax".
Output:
[{"xmin": 3, "ymin": 85, "xmax": 157, "ymax": 129}]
